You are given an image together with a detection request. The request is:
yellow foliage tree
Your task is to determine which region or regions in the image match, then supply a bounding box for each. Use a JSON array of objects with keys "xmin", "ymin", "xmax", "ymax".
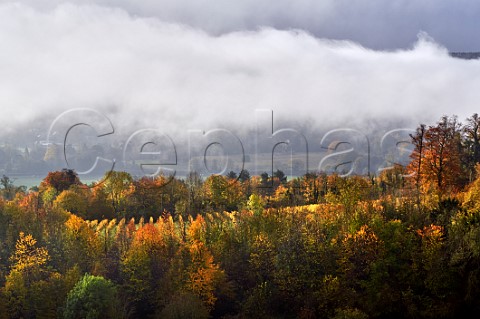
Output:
[
  {"xmin": 9, "ymin": 232, "xmax": 49, "ymax": 278},
  {"xmin": 185, "ymin": 240, "xmax": 225, "ymax": 310},
  {"xmin": 5, "ymin": 232, "xmax": 50, "ymax": 318},
  {"xmin": 64, "ymin": 214, "xmax": 102, "ymax": 273}
]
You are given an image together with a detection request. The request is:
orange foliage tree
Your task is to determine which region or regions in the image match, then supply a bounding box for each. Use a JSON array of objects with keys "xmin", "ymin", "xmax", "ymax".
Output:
[{"xmin": 408, "ymin": 116, "xmax": 466, "ymax": 197}]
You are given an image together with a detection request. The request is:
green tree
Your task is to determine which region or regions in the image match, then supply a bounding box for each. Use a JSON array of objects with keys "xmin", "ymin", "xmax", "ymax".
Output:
[{"xmin": 63, "ymin": 274, "xmax": 118, "ymax": 319}]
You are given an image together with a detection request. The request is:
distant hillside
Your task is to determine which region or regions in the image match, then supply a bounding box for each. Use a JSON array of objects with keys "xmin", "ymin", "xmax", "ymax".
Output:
[{"xmin": 450, "ymin": 52, "xmax": 480, "ymax": 60}]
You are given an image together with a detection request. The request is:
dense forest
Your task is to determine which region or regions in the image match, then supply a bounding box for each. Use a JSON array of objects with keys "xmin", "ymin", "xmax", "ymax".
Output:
[{"xmin": 1, "ymin": 114, "xmax": 480, "ymax": 318}]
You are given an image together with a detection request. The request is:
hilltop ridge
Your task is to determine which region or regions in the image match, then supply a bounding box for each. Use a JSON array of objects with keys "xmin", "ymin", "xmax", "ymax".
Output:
[{"xmin": 450, "ymin": 52, "xmax": 480, "ymax": 59}]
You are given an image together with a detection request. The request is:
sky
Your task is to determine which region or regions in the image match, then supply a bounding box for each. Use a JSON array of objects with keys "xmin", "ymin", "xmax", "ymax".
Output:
[
  {"xmin": 12, "ymin": 0, "xmax": 480, "ymax": 51},
  {"xmin": 1, "ymin": 0, "xmax": 480, "ymax": 144}
]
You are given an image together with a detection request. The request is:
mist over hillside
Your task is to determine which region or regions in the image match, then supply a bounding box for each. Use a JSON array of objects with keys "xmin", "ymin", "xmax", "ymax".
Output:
[{"xmin": 1, "ymin": 2, "xmax": 480, "ymax": 184}]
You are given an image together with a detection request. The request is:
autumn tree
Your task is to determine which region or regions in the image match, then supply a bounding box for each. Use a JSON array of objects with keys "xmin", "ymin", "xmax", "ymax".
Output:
[
  {"xmin": 339, "ymin": 225, "xmax": 383, "ymax": 310},
  {"xmin": 121, "ymin": 223, "xmax": 170, "ymax": 316},
  {"xmin": 4, "ymin": 232, "xmax": 50, "ymax": 318},
  {"xmin": 463, "ymin": 113, "xmax": 480, "ymax": 181},
  {"xmin": 54, "ymin": 189, "xmax": 88, "ymax": 218},
  {"xmin": 40, "ymin": 169, "xmax": 81, "ymax": 193},
  {"xmin": 184, "ymin": 240, "xmax": 225, "ymax": 311},
  {"xmin": 301, "ymin": 172, "xmax": 325, "ymax": 204},
  {"xmin": 185, "ymin": 171, "xmax": 203, "ymax": 214},
  {"xmin": 377, "ymin": 164, "xmax": 407, "ymax": 196},
  {"xmin": 408, "ymin": 116, "xmax": 466, "ymax": 197},
  {"xmin": 3, "ymin": 199, "xmax": 43, "ymax": 248},
  {"xmin": 415, "ymin": 224, "xmax": 457, "ymax": 317},
  {"xmin": 270, "ymin": 184, "xmax": 290, "ymax": 207},
  {"xmin": 247, "ymin": 194, "xmax": 265, "ymax": 215},
  {"xmin": 102, "ymin": 171, "xmax": 133, "ymax": 216},
  {"xmin": 325, "ymin": 176, "xmax": 370, "ymax": 214},
  {"xmin": 88, "ymin": 185, "xmax": 115, "ymax": 220},
  {"xmin": 131, "ymin": 177, "xmax": 161, "ymax": 216},
  {"xmin": 154, "ymin": 175, "xmax": 188, "ymax": 214},
  {"xmin": 8, "ymin": 232, "xmax": 49, "ymax": 283},
  {"xmin": 64, "ymin": 215, "xmax": 102, "ymax": 273},
  {"xmin": 178, "ymin": 215, "xmax": 226, "ymax": 312},
  {"xmin": 408, "ymin": 124, "xmax": 426, "ymax": 199},
  {"xmin": 203, "ymin": 175, "xmax": 243, "ymax": 211}
]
